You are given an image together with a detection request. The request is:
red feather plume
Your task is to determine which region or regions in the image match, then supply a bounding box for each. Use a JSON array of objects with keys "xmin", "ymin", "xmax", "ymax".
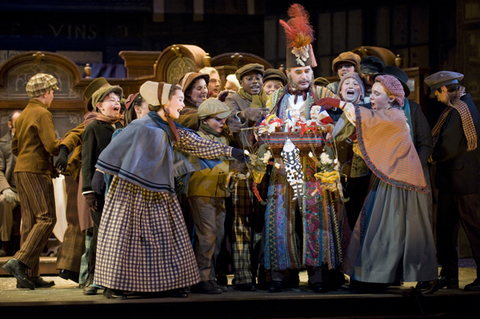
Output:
[{"xmin": 279, "ymin": 4, "xmax": 314, "ymax": 49}]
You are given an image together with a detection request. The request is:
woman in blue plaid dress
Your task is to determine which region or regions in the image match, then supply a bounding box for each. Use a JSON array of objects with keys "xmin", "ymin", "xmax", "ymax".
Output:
[{"xmin": 93, "ymin": 82, "xmax": 244, "ymax": 298}]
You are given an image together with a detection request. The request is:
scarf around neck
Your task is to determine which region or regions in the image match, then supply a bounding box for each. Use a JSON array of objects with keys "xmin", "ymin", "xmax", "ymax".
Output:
[
  {"xmin": 200, "ymin": 122, "xmax": 221, "ymax": 137},
  {"xmin": 431, "ymin": 87, "xmax": 477, "ymax": 151},
  {"xmin": 96, "ymin": 113, "xmax": 120, "ymax": 124},
  {"xmin": 237, "ymin": 88, "xmax": 267, "ymax": 109}
]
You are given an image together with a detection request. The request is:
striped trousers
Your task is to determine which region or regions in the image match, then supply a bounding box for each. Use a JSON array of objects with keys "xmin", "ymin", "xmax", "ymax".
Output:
[{"xmin": 14, "ymin": 172, "xmax": 56, "ymax": 277}]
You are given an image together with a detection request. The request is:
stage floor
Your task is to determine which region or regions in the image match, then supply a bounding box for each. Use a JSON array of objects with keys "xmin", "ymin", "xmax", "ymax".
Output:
[{"xmin": 1, "ymin": 260, "xmax": 479, "ymax": 318}]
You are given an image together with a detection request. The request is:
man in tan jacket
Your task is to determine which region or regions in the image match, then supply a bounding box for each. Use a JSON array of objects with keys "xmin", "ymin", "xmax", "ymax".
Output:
[{"xmin": 1, "ymin": 73, "xmax": 78, "ymax": 289}]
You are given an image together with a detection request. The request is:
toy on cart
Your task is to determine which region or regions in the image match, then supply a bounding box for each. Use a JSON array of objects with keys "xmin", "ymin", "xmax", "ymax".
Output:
[{"xmin": 254, "ymin": 105, "xmax": 333, "ymax": 158}]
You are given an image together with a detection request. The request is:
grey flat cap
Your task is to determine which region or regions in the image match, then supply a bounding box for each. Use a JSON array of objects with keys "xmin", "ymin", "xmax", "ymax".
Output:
[{"xmin": 425, "ymin": 71, "xmax": 464, "ymax": 98}]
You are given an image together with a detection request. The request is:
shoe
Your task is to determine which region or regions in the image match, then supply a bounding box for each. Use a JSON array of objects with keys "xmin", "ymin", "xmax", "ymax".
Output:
[
  {"xmin": 326, "ymin": 269, "xmax": 345, "ymax": 291},
  {"xmin": 464, "ymin": 278, "xmax": 480, "ymax": 291},
  {"xmin": 312, "ymin": 282, "xmax": 329, "ymax": 293},
  {"xmin": 59, "ymin": 269, "xmax": 79, "ymax": 283},
  {"xmin": 83, "ymin": 276, "xmax": 98, "ymax": 295},
  {"xmin": 0, "ymin": 249, "xmax": 6, "ymax": 257},
  {"xmin": 190, "ymin": 281, "xmax": 222, "ymax": 294},
  {"xmin": 269, "ymin": 281, "xmax": 283, "ymax": 293},
  {"xmin": 415, "ymin": 280, "xmax": 438, "ymax": 294},
  {"xmin": 210, "ymin": 280, "xmax": 228, "ymax": 292},
  {"xmin": 438, "ymin": 276, "xmax": 459, "ymax": 289},
  {"xmin": 233, "ymin": 283, "xmax": 256, "ymax": 291},
  {"xmin": 17, "ymin": 277, "xmax": 55, "ymax": 288},
  {"xmin": 216, "ymin": 274, "xmax": 228, "ymax": 286},
  {"xmin": 2, "ymin": 258, "xmax": 35, "ymax": 290},
  {"xmin": 103, "ymin": 288, "xmax": 126, "ymax": 299}
]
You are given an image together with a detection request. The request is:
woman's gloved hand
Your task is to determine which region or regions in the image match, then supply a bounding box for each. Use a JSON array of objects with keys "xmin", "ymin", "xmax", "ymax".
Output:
[{"xmin": 231, "ymin": 148, "xmax": 246, "ymax": 161}]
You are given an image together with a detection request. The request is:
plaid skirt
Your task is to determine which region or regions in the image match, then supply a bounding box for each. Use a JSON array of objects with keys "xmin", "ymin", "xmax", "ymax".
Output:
[{"xmin": 95, "ymin": 176, "xmax": 200, "ymax": 292}]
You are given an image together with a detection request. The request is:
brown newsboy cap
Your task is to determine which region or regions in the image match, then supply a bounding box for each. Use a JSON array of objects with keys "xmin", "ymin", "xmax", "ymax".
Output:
[
  {"xmin": 331, "ymin": 52, "xmax": 361, "ymax": 73},
  {"xmin": 424, "ymin": 71, "xmax": 464, "ymax": 98},
  {"xmin": 263, "ymin": 68, "xmax": 287, "ymax": 86},
  {"xmin": 91, "ymin": 85, "xmax": 123, "ymax": 111},
  {"xmin": 235, "ymin": 63, "xmax": 265, "ymax": 81},
  {"xmin": 26, "ymin": 73, "xmax": 59, "ymax": 97}
]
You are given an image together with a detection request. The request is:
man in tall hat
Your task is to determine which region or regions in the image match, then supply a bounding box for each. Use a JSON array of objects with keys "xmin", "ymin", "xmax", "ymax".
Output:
[
  {"xmin": 264, "ymin": 3, "xmax": 349, "ymax": 293},
  {"xmin": 425, "ymin": 71, "xmax": 480, "ymax": 291}
]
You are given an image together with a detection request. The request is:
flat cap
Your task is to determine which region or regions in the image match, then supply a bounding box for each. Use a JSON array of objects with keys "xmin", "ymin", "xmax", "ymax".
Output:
[
  {"xmin": 332, "ymin": 52, "xmax": 361, "ymax": 73},
  {"xmin": 26, "ymin": 73, "xmax": 59, "ymax": 97},
  {"xmin": 424, "ymin": 71, "xmax": 464, "ymax": 98},
  {"xmin": 360, "ymin": 56, "xmax": 385, "ymax": 75},
  {"xmin": 314, "ymin": 77, "xmax": 330, "ymax": 87},
  {"xmin": 198, "ymin": 99, "xmax": 231, "ymax": 119},
  {"xmin": 91, "ymin": 85, "xmax": 123, "ymax": 111},
  {"xmin": 236, "ymin": 63, "xmax": 264, "ymax": 81},
  {"xmin": 263, "ymin": 68, "xmax": 287, "ymax": 86}
]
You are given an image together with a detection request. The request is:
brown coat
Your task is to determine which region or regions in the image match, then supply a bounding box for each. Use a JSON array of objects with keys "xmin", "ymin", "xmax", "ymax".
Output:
[{"xmin": 12, "ymin": 99, "xmax": 78, "ymax": 174}]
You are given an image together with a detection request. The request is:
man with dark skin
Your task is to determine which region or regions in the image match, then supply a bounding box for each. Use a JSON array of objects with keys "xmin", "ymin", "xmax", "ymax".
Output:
[{"xmin": 223, "ymin": 63, "xmax": 269, "ymax": 291}]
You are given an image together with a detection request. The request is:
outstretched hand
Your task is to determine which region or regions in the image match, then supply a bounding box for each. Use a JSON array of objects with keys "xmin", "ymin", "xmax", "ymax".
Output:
[{"xmin": 317, "ymin": 97, "xmax": 343, "ymax": 110}]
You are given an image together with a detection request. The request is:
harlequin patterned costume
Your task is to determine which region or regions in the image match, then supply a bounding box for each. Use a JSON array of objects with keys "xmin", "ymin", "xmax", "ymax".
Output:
[
  {"xmin": 263, "ymin": 86, "xmax": 350, "ymax": 281},
  {"xmin": 281, "ymin": 138, "xmax": 304, "ymax": 201}
]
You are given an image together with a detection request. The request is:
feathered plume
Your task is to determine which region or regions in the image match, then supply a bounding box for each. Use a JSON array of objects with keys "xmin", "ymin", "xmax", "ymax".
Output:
[
  {"xmin": 279, "ymin": 3, "xmax": 315, "ymax": 66},
  {"xmin": 279, "ymin": 4, "xmax": 314, "ymax": 49}
]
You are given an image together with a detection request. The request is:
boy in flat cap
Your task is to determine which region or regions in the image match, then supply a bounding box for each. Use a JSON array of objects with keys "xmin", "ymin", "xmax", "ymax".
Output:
[
  {"xmin": 425, "ymin": 71, "xmax": 480, "ymax": 291},
  {"xmin": 188, "ymin": 99, "xmax": 232, "ymax": 294},
  {"xmin": 263, "ymin": 68, "xmax": 287, "ymax": 97},
  {"xmin": 2, "ymin": 73, "xmax": 77, "ymax": 289},
  {"xmin": 326, "ymin": 51, "xmax": 361, "ymax": 95},
  {"xmin": 81, "ymin": 84, "xmax": 123, "ymax": 295}
]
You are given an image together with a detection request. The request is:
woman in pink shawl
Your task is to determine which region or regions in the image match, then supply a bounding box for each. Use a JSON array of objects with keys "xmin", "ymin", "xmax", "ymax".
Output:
[{"xmin": 319, "ymin": 75, "xmax": 437, "ymax": 294}]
